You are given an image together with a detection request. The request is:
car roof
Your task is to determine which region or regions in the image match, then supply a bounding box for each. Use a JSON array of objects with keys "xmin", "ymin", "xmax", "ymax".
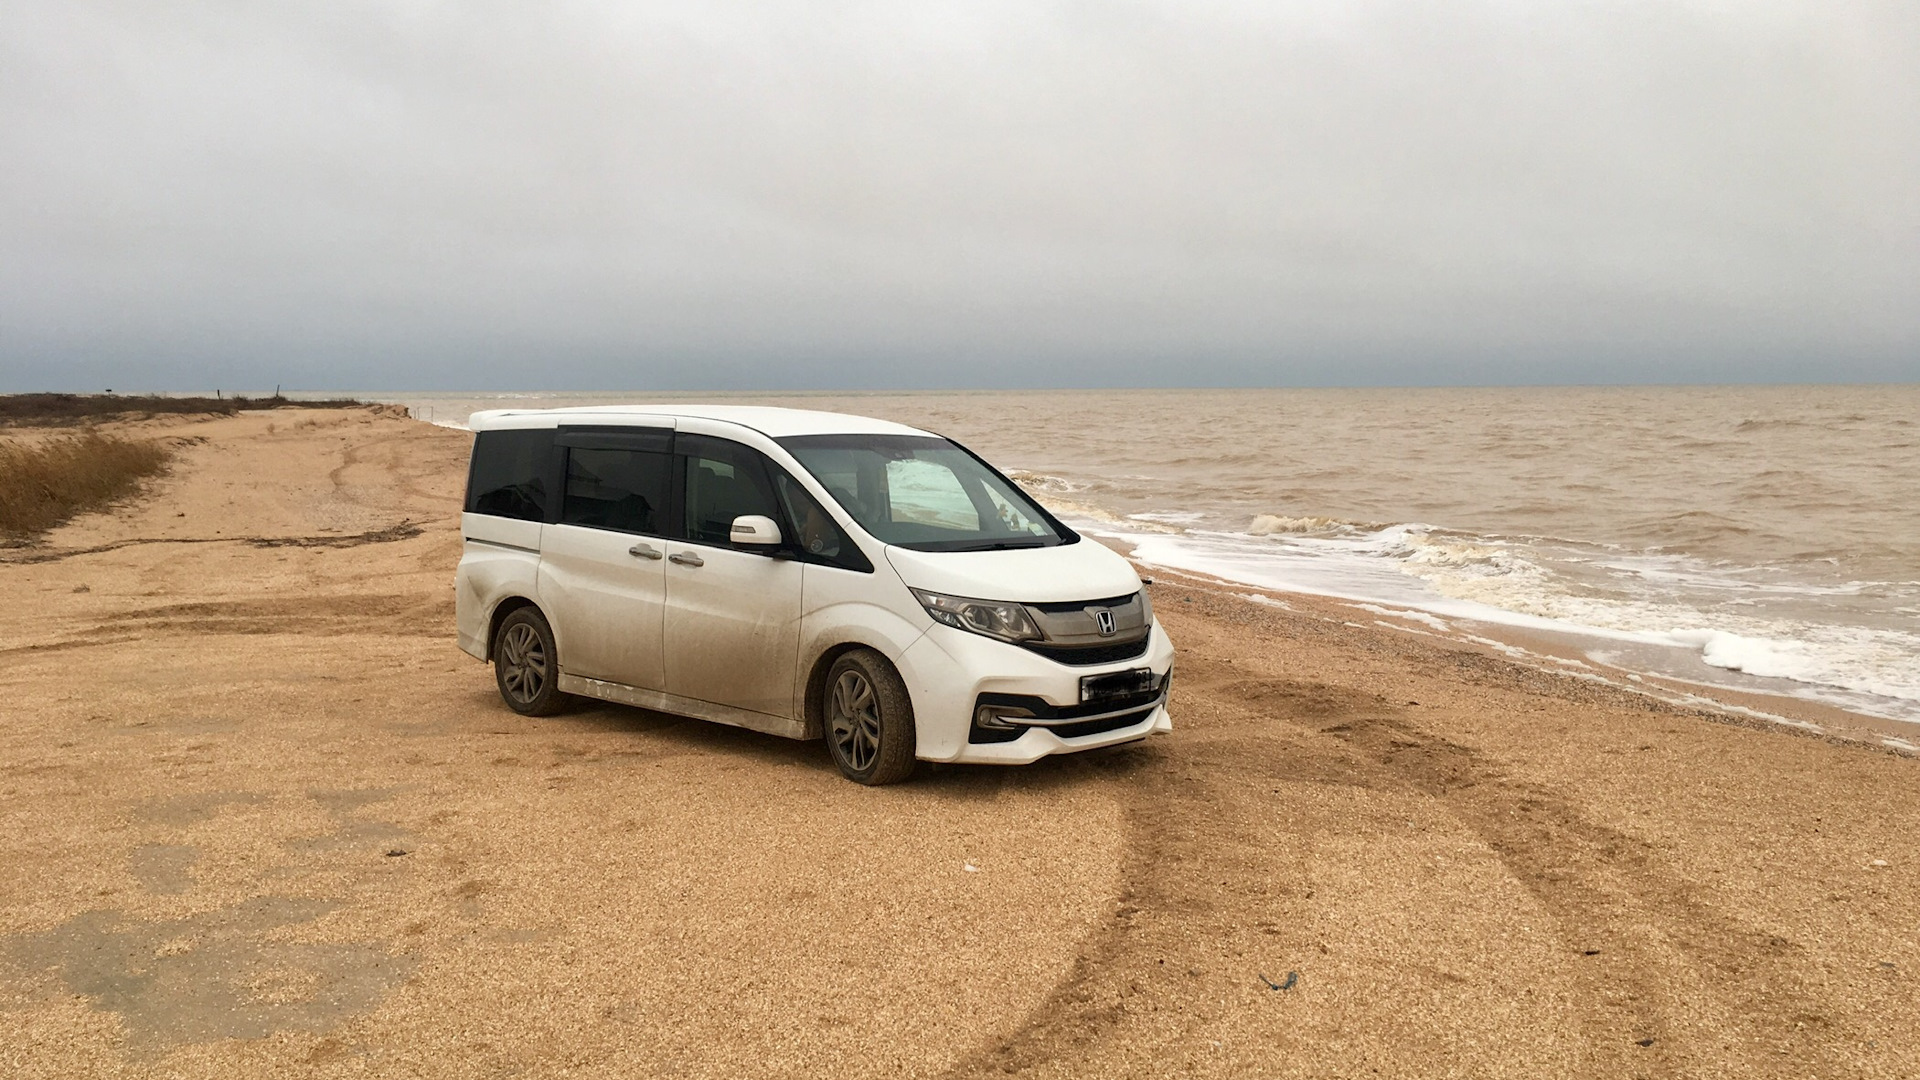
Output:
[{"xmin": 467, "ymin": 404, "xmax": 936, "ymax": 439}]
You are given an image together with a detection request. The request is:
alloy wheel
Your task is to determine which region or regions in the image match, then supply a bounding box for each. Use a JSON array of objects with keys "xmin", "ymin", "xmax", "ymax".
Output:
[
  {"xmin": 499, "ymin": 621, "xmax": 548, "ymax": 705},
  {"xmin": 828, "ymin": 669, "xmax": 882, "ymax": 773}
]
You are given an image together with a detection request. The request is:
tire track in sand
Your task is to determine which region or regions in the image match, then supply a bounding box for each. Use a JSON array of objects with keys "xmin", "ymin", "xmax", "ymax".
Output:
[
  {"xmin": 940, "ymin": 657, "xmax": 1851, "ymax": 1078},
  {"xmin": 0, "ymin": 522, "xmax": 425, "ymax": 564}
]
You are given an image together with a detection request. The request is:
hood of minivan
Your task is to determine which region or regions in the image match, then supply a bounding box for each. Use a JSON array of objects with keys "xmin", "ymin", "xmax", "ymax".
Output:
[{"xmin": 885, "ymin": 540, "xmax": 1142, "ymax": 604}]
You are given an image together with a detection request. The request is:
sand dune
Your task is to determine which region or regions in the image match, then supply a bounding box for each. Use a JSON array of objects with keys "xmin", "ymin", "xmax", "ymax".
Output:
[{"xmin": 2, "ymin": 408, "xmax": 1915, "ymax": 1078}]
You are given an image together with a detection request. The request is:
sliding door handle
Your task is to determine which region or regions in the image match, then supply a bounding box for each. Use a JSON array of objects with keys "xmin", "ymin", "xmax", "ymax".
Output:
[{"xmin": 668, "ymin": 551, "xmax": 705, "ymax": 567}]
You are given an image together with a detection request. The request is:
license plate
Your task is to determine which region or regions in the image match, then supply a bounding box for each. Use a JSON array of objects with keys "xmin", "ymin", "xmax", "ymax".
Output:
[{"xmin": 1080, "ymin": 668, "xmax": 1155, "ymax": 703}]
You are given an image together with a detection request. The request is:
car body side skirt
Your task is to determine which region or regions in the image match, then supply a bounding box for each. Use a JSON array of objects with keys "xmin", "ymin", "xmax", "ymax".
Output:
[{"xmin": 556, "ymin": 672, "xmax": 808, "ymax": 740}]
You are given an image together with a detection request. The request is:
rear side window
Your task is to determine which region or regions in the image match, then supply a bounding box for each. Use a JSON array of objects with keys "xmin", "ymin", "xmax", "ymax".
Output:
[
  {"xmin": 562, "ymin": 448, "xmax": 669, "ymax": 535},
  {"xmin": 466, "ymin": 429, "xmax": 555, "ymax": 521}
]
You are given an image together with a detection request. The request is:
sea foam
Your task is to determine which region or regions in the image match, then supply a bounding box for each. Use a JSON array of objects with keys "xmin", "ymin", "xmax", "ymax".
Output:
[{"xmin": 1076, "ymin": 516, "xmax": 1920, "ymax": 725}]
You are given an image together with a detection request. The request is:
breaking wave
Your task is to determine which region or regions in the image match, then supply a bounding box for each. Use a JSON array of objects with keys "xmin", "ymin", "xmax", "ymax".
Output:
[
  {"xmin": 1065, "ymin": 513, "xmax": 1920, "ymax": 725},
  {"xmin": 1247, "ymin": 513, "xmax": 1369, "ymax": 535}
]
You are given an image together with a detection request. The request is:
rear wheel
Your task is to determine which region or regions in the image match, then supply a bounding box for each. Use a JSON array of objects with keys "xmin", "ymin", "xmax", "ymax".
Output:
[
  {"xmin": 823, "ymin": 650, "xmax": 916, "ymax": 785},
  {"xmin": 493, "ymin": 607, "xmax": 569, "ymax": 717}
]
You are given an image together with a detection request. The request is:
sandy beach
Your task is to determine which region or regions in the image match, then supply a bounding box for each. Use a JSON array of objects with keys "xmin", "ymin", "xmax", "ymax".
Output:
[{"xmin": 3, "ymin": 407, "xmax": 1917, "ymax": 1079}]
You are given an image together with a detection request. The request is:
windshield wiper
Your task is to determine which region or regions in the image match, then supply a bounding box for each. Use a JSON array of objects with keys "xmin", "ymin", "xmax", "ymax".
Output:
[{"xmin": 957, "ymin": 539, "xmax": 1051, "ymax": 551}]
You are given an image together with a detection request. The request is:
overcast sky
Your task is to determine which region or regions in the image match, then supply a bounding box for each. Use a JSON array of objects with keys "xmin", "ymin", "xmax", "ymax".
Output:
[{"xmin": 3, "ymin": 1, "xmax": 1915, "ymax": 391}]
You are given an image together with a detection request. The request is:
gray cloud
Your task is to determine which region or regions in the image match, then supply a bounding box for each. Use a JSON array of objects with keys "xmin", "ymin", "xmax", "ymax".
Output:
[{"xmin": 3, "ymin": 0, "xmax": 1916, "ymax": 390}]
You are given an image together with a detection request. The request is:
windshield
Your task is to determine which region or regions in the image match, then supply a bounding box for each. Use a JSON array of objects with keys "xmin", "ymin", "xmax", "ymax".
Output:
[{"xmin": 777, "ymin": 434, "xmax": 1074, "ymax": 551}]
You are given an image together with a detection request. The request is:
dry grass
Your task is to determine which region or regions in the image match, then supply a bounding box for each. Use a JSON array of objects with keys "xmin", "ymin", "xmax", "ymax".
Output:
[
  {"xmin": 0, "ymin": 393, "xmax": 366, "ymax": 427},
  {"xmin": 0, "ymin": 431, "xmax": 171, "ymax": 539}
]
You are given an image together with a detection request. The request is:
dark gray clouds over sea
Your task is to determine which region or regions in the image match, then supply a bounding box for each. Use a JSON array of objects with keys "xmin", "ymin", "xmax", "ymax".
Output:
[{"xmin": 4, "ymin": 2, "xmax": 1915, "ymax": 391}]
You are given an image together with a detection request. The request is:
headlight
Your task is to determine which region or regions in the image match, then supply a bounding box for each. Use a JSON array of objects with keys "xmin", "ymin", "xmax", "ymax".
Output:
[
  {"xmin": 1138, "ymin": 586, "xmax": 1153, "ymax": 627},
  {"xmin": 910, "ymin": 589, "xmax": 1042, "ymax": 643}
]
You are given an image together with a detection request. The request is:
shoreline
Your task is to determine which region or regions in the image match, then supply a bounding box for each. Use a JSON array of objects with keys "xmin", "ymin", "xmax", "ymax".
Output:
[{"xmin": 1099, "ymin": 544, "xmax": 1919, "ymax": 758}]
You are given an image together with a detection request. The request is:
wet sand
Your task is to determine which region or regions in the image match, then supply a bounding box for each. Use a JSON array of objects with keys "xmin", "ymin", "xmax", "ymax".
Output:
[{"xmin": 2, "ymin": 408, "xmax": 1916, "ymax": 1078}]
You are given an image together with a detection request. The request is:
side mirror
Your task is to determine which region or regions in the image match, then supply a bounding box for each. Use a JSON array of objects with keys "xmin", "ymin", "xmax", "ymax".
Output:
[{"xmin": 729, "ymin": 514, "xmax": 783, "ymax": 546}]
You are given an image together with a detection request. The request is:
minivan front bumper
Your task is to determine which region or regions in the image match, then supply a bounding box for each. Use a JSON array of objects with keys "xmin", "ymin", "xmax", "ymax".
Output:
[{"xmin": 896, "ymin": 619, "xmax": 1176, "ymax": 764}]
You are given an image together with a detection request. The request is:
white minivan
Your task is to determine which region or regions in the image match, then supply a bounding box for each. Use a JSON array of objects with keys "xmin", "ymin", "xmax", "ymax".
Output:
[{"xmin": 454, "ymin": 406, "xmax": 1173, "ymax": 784}]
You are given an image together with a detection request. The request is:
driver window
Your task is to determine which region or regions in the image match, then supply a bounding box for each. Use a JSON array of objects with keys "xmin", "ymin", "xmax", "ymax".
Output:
[{"xmin": 772, "ymin": 470, "xmax": 871, "ymax": 572}]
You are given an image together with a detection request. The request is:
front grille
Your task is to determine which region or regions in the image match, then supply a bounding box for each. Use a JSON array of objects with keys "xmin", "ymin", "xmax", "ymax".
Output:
[
  {"xmin": 1026, "ymin": 593, "xmax": 1140, "ymax": 615},
  {"xmin": 1019, "ymin": 637, "xmax": 1150, "ymax": 666},
  {"xmin": 1021, "ymin": 593, "xmax": 1150, "ymax": 661}
]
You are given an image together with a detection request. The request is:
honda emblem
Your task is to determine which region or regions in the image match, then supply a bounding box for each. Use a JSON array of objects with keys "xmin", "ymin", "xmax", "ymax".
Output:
[{"xmin": 1093, "ymin": 608, "xmax": 1116, "ymax": 636}]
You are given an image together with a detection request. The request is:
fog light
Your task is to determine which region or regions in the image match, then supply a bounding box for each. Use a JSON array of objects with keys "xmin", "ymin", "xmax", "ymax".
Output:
[{"xmin": 974, "ymin": 705, "xmax": 1033, "ymax": 731}]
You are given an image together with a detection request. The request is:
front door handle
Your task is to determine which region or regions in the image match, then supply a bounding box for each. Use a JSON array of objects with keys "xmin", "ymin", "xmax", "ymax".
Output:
[
  {"xmin": 628, "ymin": 542, "xmax": 662, "ymax": 560},
  {"xmin": 668, "ymin": 551, "xmax": 705, "ymax": 567}
]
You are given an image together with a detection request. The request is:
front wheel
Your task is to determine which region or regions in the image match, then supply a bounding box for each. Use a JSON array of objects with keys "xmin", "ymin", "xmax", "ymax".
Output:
[
  {"xmin": 823, "ymin": 650, "xmax": 917, "ymax": 785},
  {"xmin": 493, "ymin": 606, "xmax": 569, "ymax": 717}
]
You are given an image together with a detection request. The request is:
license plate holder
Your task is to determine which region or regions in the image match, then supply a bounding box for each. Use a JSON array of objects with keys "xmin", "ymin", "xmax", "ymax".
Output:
[{"xmin": 1080, "ymin": 668, "xmax": 1155, "ymax": 704}]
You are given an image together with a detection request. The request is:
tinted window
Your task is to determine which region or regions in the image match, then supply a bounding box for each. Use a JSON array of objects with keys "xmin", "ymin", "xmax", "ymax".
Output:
[
  {"xmin": 771, "ymin": 469, "xmax": 872, "ymax": 573},
  {"xmin": 561, "ymin": 448, "xmax": 669, "ymax": 534},
  {"xmin": 466, "ymin": 429, "xmax": 554, "ymax": 521},
  {"xmin": 678, "ymin": 437, "xmax": 783, "ymax": 546}
]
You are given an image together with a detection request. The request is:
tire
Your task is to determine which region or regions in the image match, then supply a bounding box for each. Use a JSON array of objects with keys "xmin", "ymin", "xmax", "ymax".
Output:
[
  {"xmin": 493, "ymin": 606, "xmax": 569, "ymax": 717},
  {"xmin": 822, "ymin": 649, "xmax": 917, "ymax": 785}
]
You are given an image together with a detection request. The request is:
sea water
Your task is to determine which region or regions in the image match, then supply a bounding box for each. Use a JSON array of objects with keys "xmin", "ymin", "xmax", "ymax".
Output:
[{"xmin": 333, "ymin": 385, "xmax": 1920, "ymax": 724}]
